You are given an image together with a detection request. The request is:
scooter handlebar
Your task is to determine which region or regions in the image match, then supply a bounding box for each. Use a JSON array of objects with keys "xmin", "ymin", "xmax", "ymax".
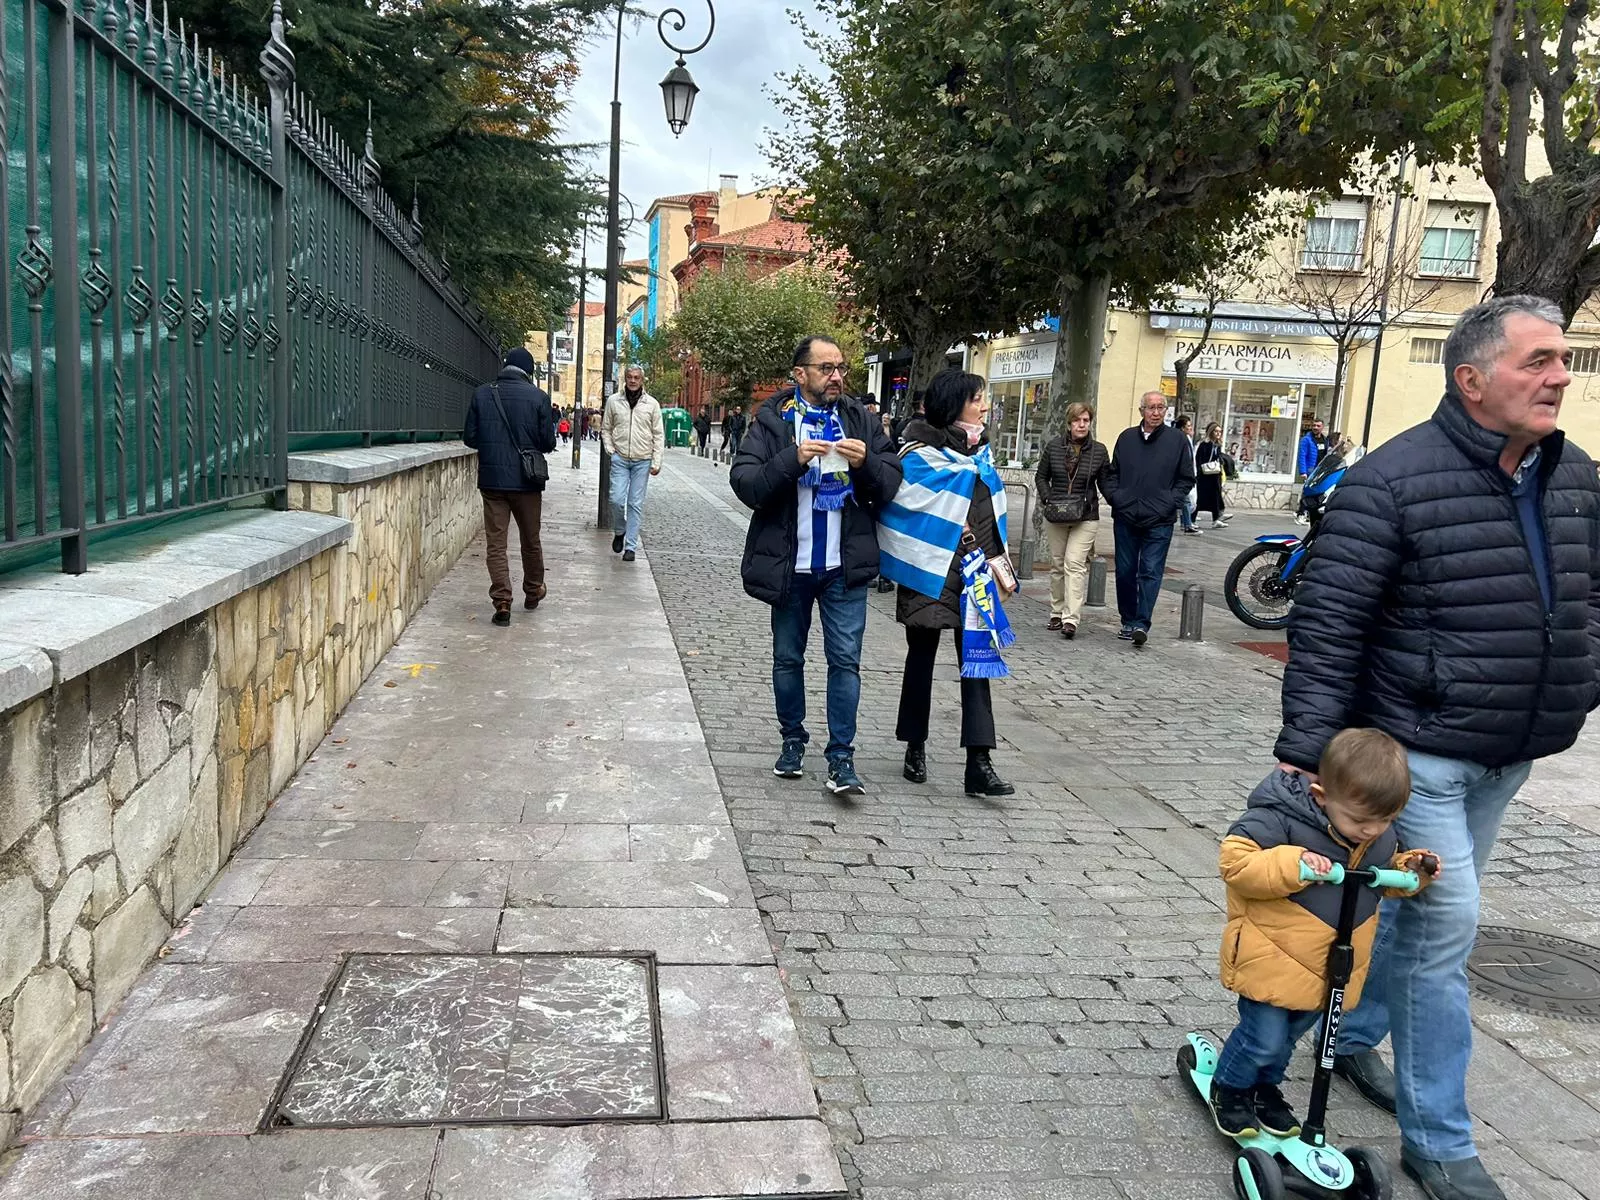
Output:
[{"xmin": 1297, "ymin": 855, "xmax": 1438, "ymax": 895}]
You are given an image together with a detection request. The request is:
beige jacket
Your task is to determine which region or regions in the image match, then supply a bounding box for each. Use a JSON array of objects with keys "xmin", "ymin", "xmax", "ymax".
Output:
[{"xmin": 602, "ymin": 391, "xmax": 665, "ymax": 470}]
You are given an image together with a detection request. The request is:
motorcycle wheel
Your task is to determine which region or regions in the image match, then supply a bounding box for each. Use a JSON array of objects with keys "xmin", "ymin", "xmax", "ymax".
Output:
[{"xmin": 1224, "ymin": 542, "xmax": 1296, "ymax": 630}]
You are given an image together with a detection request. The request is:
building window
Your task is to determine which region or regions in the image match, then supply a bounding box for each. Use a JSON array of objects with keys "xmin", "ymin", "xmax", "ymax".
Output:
[
  {"xmin": 1301, "ymin": 198, "xmax": 1369, "ymax": 271},
  {"xmin": 1571, "ymin": 346, "xmax": 1600, "ymax": 374},
  {"xmin": 1419, "ymin": 201, "xmax": 1485, "ymax": 277},
  {"xmin": 1409, "ymin": 337, "xmax": 1446, "ymax": 365}
]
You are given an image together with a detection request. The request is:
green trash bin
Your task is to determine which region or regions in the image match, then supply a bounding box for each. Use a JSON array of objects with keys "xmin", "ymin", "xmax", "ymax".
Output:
[{"xmin": 662, "ymin": 407, "xmax": 692, "ymax": 448}]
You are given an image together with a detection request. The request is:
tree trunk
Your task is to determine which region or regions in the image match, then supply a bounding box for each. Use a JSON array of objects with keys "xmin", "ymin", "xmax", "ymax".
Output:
[
  {"xmin": 1328, "ymin": 340, "xmax": 1348, "ymax": 437},
  {"xmin": 1044, "ymin": 270, "xmax": 1111, "ymax": 437},
  {"xmin": 907, "ymin": 329, "xmax": 946, "ymax": 401},
  {"xmin": 1491, "ymin": 176, "xmax": 1600, "ymax": 322}
]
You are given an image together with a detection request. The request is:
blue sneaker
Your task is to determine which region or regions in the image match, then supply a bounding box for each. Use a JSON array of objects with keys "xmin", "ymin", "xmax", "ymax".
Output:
[
  {"xmin": 1117, "ymin": 626, "xmax": 1135, "ymax": 641},
  {"xmin": 825, "ymin": 756, "xmax": 865, "ymax": 796},
  {"xmin": 773, "ymin": 738, "xmax": 806, "ymax": 779},
  {"xmin": 1131, "ymin": 628, "xmax": 1148, "ymax": 647}
]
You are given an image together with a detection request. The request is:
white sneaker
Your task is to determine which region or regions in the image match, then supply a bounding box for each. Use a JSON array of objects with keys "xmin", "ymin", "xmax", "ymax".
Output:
[{"xmin": 1294, "ymin": 514, "xmax": 1310, "ymax": 527}]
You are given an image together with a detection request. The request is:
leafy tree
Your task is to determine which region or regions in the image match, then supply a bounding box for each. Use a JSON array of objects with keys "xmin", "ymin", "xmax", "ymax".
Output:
[
  {"xmin": 819, "ymin": 0, "xmax": 1480, "ymax": 432},
  {"xmin": 169, "ymin": 0, "xmax": 612, "ymax": 342},
  {"xmin": 627, "ymin": 323, "xmax": 685, "ymax": 405},
  {"xmin": 670, "ymin": 257, "xmax": 861, "ymax": 400},
  {"xmin": 1480, "ymin": 0, "xmax": 1600, "ymax": 319}
]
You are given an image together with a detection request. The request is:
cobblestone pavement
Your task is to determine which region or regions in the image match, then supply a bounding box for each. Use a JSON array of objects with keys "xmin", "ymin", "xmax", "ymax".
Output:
[{"xmin": 635, "ymin": 448, "xmax": 1600, "ymax": 1200}]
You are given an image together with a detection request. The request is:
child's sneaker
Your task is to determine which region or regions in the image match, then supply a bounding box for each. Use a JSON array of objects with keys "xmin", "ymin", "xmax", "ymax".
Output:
[
  {"xmin": 1251, "ymin": 1082, "xmax": 1302, "ymax": 1137},
  {"xmin": 1209, "ymin": 1082, "xmax": 1261, "ymax": 1138}
]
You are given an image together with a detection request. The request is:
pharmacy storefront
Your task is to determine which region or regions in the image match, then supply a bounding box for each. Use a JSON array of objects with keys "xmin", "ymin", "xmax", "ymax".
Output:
[
  {"xmin": 984, "ymin": 336, "xmax": 1056, "ymax": 467},
  {"xmin": 1155, "ymin": 317, "xmax": 1342, "ymax": 505}
]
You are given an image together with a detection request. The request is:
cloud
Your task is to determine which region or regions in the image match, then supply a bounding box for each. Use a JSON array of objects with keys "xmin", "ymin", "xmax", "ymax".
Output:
[{"xmin": 559, "ymin": 1, "xmax": 827, "ymax": 260}]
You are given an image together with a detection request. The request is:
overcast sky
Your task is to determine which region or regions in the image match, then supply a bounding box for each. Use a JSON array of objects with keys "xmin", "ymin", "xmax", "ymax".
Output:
[{"xmin": 558, "ymin": 2, "xmax": 826, "ymax": 264}]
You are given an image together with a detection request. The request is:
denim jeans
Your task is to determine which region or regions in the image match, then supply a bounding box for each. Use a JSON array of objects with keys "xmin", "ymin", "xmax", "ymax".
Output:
[
  {"xmin": 1214, "ymin": 996, "xmax": 1323, "ymax": 1090},
  {"xmin": 609, "ymin": 455, "xmax": 652, "ymax": 551},
  {"xmin": 771, "ymin": 569, "xmax": 868, "ymax": 761},
  {"xmin": 1180, "ymin": 495, "xmax": 1197, "ymax": 531},
  {"xmin": 1112, "ymin": 518, "xmax": 1174, "ymax": 631},
  {"xmin": 1335, "ymin": 749, "xmax": 1531, "ymax": 1161}
]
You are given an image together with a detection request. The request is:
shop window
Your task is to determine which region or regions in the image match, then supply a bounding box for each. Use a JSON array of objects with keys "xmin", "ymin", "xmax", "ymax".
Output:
[
  {"xmin": 1419, "ymin": 201, "xmax": 1485, "ymax": 277},
  {"xmin": 1409, "ymin": 337, "xmax": 1446, "ymax": 365},
  {"xmin": 1571, "ymin": 346, "xmax": 1600, "ymax": 375},
  {"xmin": 988, "ymin": 379, "xmax": 1049, "ymax": 466},
  {"xmin": 1301, "ymin": 199, "xmax": 1368, "ymax": 272},
  {"xmin": 1225, "ymin": 381, "xmax": 1301, "ymax": 478}
]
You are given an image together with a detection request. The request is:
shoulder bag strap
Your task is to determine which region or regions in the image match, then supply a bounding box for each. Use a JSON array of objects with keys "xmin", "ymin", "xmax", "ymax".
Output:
[{"xmin": 488, "ymin": 384, "xmax": 526, "ymax": 453}]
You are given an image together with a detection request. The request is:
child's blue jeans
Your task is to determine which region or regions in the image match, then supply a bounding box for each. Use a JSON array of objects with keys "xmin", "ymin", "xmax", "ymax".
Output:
[{"xmin": 1213, "ymin": 996, "xmax": 1323, "ymax": 1090}]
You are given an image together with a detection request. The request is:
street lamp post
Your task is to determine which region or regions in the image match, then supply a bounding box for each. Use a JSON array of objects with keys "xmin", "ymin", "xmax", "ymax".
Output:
[{"xmin": 595, "ymin": 1, "xmax": 716, "ymax": 529}]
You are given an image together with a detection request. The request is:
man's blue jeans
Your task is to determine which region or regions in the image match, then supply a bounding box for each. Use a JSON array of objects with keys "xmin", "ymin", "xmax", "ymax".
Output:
[
  {"xmin": 1112, "ymin": 518, "xmax": 1174, "ymax": 631},
  {"xmin": 771, "ymin": 569, "xmax": 868, "ymax": 762},
  {"xmin": 1214, "ymin": 997, "xmax": 1323, "ymax": 1090},
  {"xmin": 609, "ymin": 455, "xmax": 652, "ymax": 552},
  {"xmin": 1335, "ymin": 749, "xmax": 1531, "ymax": 1162}
]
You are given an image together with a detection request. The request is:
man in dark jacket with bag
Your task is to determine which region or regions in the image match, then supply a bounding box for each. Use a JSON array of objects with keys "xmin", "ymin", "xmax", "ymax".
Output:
[
  {"xmin": 1103, "ymin": 391, "xmax": 1196, "ymax": 645},
  {"xmin": 731, "ymin": 335, "xmax": 902, "ymax": 796},
  {"xmin": 462, "ymin": 347, "xmax": 558, "ymax": 626},
  {"xmin": 1275, "ymin": 296, "xmax": 1600, "ymax": 1200}
]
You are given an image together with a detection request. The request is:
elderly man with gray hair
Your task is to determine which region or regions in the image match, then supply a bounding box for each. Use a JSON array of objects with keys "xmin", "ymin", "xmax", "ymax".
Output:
[{"xmin": 1274, "ymin": 295, "xmax": 1600, "ymax": 1200}]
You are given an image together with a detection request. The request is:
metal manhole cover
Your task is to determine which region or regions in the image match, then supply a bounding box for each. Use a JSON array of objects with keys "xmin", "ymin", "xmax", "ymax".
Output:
[
  {"xmin": 1468, "ymin": 926, "xmax": 1600, "ymax": 1023},
  {"xmin": 265, "ymin": 953, "xmax": 664, "ymax": 1129}
]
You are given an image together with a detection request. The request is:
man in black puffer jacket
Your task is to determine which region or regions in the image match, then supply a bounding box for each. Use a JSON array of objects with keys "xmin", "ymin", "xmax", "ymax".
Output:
[
  {"xmin": 1274, "ymin": 296, "xmax": 1600, "ymax": 1200},
  {"xmin": 731, "ymin": 335, "xmax": 902, "ymax": 797},
  {"xmin": 462, "ymin": 347, "xmax": 558, "ymax": 626}
]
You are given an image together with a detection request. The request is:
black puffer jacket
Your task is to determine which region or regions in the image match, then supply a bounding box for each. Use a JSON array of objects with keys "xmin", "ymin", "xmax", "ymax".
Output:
[
  {"xmin": 730, "ymin": 390, "xmax": 903, "ymax": 606},
  {"xmin": 1035, "ymin": 434, "xmax": 1111, "ymax": 522},
  {"xmin": 1104, "ymin": 423, "xmax": 1196, "ymax": 528},
  {"xmin": 894, "ymin": 420, "xmax": 1005, "ymax": 630},
  {"xmin": 1276, "ymin": 393, "xmax": 1600, "ymax": 771},
  {"xmin": 462, "ymin": 368, "xmax": 558, "ymax": 492}
]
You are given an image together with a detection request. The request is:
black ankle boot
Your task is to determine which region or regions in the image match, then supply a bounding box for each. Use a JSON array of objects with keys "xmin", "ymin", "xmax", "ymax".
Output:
[
  {"xmin": 964, "ymin": 751, "xmax": 1014, "ymax": 797},
  {"xmin": 903, "ymin": 742, "xmax": 927, "ymax": 783}
]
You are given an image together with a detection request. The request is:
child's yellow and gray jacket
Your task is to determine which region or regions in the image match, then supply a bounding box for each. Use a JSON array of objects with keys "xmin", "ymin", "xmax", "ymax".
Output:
[{"xmin": 1219, "ymin": 768, "xmax": 1425, "ymax": 1012}]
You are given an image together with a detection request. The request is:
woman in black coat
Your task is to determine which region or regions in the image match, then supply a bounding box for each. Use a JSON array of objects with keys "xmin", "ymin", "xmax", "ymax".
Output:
[
  {"xmin": 892, "ymin": 370, "xmax": 1014, "ymax": 798},
  {"xmin": 1195, "ymin": 422, "xmax": 1232, "ymax": 528}
]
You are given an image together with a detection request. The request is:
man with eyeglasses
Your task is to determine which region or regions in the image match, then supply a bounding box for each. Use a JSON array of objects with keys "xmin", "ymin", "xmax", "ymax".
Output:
[{"xmin": 731, "ymin": 335, "xmax": 903, "ymax": 795}]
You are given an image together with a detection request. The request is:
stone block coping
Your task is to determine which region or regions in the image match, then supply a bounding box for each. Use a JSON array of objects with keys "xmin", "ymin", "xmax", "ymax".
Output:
[
  {"xmin": 287, "ymin": 442, "xmax": 474, "ymax": 486},
  {"xmin": 0, "ymin": 507, "xmax": 352, "ymax": 714}
]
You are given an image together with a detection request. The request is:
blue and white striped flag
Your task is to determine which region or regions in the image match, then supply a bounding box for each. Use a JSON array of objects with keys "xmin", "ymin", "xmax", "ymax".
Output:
[{"xmin": 877, "ymin": 443, "xmax": 1009, "ymax": 599}]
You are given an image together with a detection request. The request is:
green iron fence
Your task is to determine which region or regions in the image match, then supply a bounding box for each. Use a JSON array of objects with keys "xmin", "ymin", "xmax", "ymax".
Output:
[{"xmin": 2, "ymin": 0, "xmax": 501, "ymax": 574}]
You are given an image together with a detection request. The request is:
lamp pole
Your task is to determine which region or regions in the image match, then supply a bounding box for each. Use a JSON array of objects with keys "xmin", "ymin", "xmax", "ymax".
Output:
[{"xmin": 595, "ymin": 1, "xmax": 715, "ymax": 528}]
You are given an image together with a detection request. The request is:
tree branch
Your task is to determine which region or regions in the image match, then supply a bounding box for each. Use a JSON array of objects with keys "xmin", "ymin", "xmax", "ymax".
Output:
[{"xmin": 1480, "ymin": 0, "xmax": 1517, "ymax": 194}]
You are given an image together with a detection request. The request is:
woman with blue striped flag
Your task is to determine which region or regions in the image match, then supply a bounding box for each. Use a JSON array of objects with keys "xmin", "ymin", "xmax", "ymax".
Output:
[{"xmin": 878, "ymin": 370, "xmax": 1017, "ymax": 797}]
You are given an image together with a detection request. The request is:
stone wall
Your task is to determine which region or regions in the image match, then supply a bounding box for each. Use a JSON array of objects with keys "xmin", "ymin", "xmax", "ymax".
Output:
[{"xmin": 0, "ymin": 446, "xmax": 478, "ymax": 1145}]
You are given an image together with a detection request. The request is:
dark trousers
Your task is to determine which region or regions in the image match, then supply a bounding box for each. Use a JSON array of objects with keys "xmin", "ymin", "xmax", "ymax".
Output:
[
  {"xmin": 895, "ymin": 626, "xmax": 996, "ymax": 750},
  {"xmin": 481, "ymin": 489, "xmax": 545, "ymax": 607},
  {"xmin": 1112, "ymin": 517, "xmax": 1174, "ymax": 632}
]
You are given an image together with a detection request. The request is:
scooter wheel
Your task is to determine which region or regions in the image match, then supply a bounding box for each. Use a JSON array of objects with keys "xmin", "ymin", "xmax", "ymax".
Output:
[
  {"xmin": 1346, "ymin": 1147, "xmax": 1392, "ymax": 1200},
  {"xmin": 1233, "ymin": 1147, "xmax": 1285, "ymax": 1200},
  {"xmin": 1177, "ymin": 1041, "xmax": 1198, "ymax": 1075}
]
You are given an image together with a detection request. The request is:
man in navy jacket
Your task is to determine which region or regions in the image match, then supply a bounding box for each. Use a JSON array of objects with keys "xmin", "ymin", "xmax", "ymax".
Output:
[
  {"xmin": 463, "ymin": 347, "xmax": 558, "ymax": 626},
  {"xmin": 1276, "ymin": 296, "xmax": 1600, "ymax": 1200}
]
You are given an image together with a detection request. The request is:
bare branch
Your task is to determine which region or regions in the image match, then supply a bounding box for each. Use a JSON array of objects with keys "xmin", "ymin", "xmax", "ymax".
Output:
[{"xmin": 1480, "ymin": 0, "xmax": 1517, "ymax": 193}]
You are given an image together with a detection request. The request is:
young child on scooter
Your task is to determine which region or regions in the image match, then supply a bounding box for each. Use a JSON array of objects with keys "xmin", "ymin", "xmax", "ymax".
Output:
[{"xmin": 1209, "ymin": 727, "xmax": 1440, "ymax": 1140}]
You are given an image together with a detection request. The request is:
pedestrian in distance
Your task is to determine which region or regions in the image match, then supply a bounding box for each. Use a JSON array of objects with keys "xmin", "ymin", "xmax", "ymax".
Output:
[
  {"xmin": 1276, "ymin": 295, "xmax": 1600, "ymax": 1200},
  {"xmin": 879, "ymin": 369, "xmax": 1018, "ymax": 797},
  {"xmin": 602, "ymin": 366, "xmax": 665, "ymax": 562},
  {"xmin": 1175, "ymin": 414, "xmax": 1203, "ymax": 535},
  {"xmin": 1209, "ymin": 728, "xmax": 1438, "ymax": 1141},
  {"xmin": 558, "ymin": 413, "xmax": 571, "ymax": 446},
  {"xmin": 722, "ymin": 404, "xmax": 748, "ymax": 458},
  {"xmin": 1103, "ymin": 391, "xmax": 1196, "ymax": 646},
  {"xmin": 1295, "ymin": 417, "xmax": 1332, "ymax": 525},
  {"xmin": 1195, "ymin": 422, "xmax": 1233, "ymax": 529},
  {"xmin": 694, "ymin": 408, "xmax": 712, "ymax": 452},
  {"xmin": 730, "ymin": 335, "xmax": 903, "ymax": 797},
  {"xmin": 1035, "ymin": 401, "xmax": 1110, "ymax": 639},
  {"xmin": 891, "ymin": 390, "xmax": 924, "ymax": 449},
  {"xmin": 461, "ymin": 347, "xmax": 559, "ymax": 626}
]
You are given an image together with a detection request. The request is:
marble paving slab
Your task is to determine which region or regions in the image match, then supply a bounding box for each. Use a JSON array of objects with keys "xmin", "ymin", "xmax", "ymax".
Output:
[
  {"xmin": 274, "ymin": 954, "xmax": 662, "ymax": 1127},
  {"xmin": 495, "ymin": 906, "xmax": 773, "ymax": 965}
]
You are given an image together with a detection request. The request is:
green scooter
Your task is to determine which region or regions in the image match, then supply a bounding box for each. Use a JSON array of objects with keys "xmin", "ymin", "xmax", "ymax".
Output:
[{"xmin": 1178, "ymin": 855, "xmax": 1437, "ymax": 1200}]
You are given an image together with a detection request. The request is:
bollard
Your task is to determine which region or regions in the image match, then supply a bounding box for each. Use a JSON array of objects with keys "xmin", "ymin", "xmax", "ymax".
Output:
[
  {"xmin": 1179, "ymin": 584, "xmax": 1206, "ymax": 641},
  {"xmin": 1086, "ymin": 556, "xmax": 1108, "ymax": 607}
]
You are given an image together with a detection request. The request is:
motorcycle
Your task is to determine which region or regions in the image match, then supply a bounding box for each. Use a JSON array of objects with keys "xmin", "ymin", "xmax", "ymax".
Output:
[{"xmin": 1222, "ymin": 445, "xmax": 1364, "ymax": 630}]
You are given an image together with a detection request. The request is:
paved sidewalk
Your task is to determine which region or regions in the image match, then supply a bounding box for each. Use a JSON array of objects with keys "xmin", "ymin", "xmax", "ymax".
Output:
[
  {"xmin": 646, "ymin": 448, "xmax": 1600, "ymax": 1200},
  {"xmin": 0, "ymin": 460, "xmax": 845, "ymax": 1199}
]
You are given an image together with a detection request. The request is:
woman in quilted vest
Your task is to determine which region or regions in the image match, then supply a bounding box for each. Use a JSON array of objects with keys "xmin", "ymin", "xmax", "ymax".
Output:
[{"xmin": 1034, "ymin": 403, "xmax": 1110, "ymax": 638}]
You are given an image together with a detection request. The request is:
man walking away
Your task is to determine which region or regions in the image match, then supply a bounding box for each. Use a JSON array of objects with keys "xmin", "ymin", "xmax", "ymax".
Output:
[
  {"xmin": 462, "ymin": 347, "xmax": 558, "ymax": 626},
  {"xmin": 723, "ymin": 404, "xmax": 748, "ymax": 457},
  {"xmin": 602, "ymin": 366, "xmax": 665, "ymax": 562},
  {"xmin": 1103, "ymin": 391, "xmax": 1195, "ymax": 646},
  {"xmin": 1277, "ymin": 296, "xmax": 1600, "ymax": 1200},
  {"xmin": 1294, "ymin": 418, "xmax": 1330, "ymax": 525},
  {"xmin": 694, "ymin": 408, "xmax": 712, "ymax": 453},
  {"xmin": 731, "ymin": 335, "xmax": 903, "ymax": 796}
]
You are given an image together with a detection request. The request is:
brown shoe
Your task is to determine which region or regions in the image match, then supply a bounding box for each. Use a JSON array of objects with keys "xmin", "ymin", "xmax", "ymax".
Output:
[
  {"xmin": 491, "ymin": 604, "xmax": 511, "ymax": 627},
  {"xmin": 1061, "ymin": 622, "xmax": 1077, "ymax": 639},
  {"xmin": 524, "ymin": 583, "xmax": 548, "ymax": 610},
  {"xmin": 1047, "ymin": 616, "xmax": 1063, "ymax": 631}
]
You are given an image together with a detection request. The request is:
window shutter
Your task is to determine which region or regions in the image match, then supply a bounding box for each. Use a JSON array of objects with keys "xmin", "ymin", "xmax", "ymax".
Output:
[
  {"xmin": 1425, "ymin": 200, "xmax": 1485, "ymax": 230},
  {"xmin": 1317, "ymin": 198, "xmax": 1369, "ymax": 223}
]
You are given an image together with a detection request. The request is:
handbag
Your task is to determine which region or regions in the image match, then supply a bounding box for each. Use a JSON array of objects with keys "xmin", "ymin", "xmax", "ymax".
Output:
[
  {"xmin": 1200, "ymin": 460, "xmax": 1223, "ymax": 476},
  {"xmin": 1042, "ymin": 444, "xmax": 1090, "ymax": 523},
  {"xmin": 489, "ymin": 384, "xmax": 549, "ymax": 487}
]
